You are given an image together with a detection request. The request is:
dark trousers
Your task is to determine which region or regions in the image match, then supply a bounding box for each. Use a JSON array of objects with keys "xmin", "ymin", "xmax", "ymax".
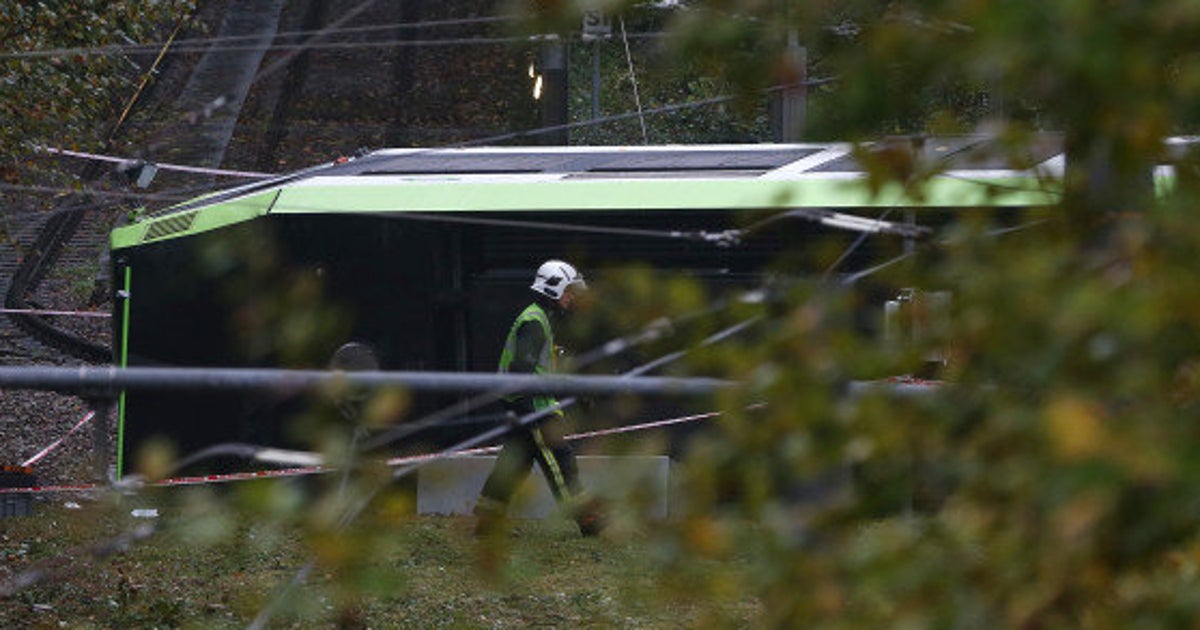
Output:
[{"xmin": 479, "ymin": 418, "xmax": 582, "ymax": 509}]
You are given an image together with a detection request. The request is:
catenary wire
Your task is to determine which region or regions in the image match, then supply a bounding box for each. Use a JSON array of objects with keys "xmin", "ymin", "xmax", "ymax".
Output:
[
  {"xmin": 450, "ymin": 78, "xmax": 839, "ymax": 147},
  {"xmin": 0, "ymin": 183, "xmax": 192, "ymax": 203},
  {"xmin": 0, "ymin": 14, "xmax": 523, "ymax": 59},
  {"xmin": 11, "ymin": 77, "xmax": 842, "ymax": 222},
  {"xmin": 618, "ymin": 16, "xmax": 649, "ymax": 144},
  {"xmin": 361, "ymin": 311, "xmax": 764, "ymax": 452},
  {"xmin": 362, "ymin": 210, "xmax": 742, "ymax": 246},
  {"xmin": 822, "ymin": 208, "xmax": 894, "ymax": 280}
]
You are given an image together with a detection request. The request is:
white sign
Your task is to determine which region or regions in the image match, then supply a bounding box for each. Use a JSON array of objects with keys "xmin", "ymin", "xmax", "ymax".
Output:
[{"xmin": 582, "ymin": 10, "xmax": 612, "ymax": 41}]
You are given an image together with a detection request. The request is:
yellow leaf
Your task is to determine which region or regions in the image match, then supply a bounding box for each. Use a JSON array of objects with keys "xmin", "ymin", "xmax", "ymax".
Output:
[{"xmin": 1046, "ymin": 395, "xmax": 1107, "ymax": 460}]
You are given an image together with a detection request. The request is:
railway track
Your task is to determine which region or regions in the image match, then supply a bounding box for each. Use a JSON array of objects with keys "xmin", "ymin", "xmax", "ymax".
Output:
[{"xmin": 1, "ymin": 0, "xmax": 530, "ymax": 482}]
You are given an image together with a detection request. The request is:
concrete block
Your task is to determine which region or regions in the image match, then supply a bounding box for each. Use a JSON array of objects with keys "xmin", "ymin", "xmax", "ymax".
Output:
[
  {"xmin": 0, "ymin": 467, "xmax": 36, "ymax": 518},
  {"xmin": 417, "ymin": 455, "xmax": 670, "ymax": 519}
]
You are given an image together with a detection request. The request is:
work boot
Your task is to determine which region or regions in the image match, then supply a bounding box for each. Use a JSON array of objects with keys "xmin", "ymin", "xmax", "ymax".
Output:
[
  {"xmin": 473, "ymin": 497, "xmax": 509, "ymax": 539},
  {"xmin": 474, "ymin": 497, "xmax": 511, "ymax": 574},
  {"xmin": 575, "ymin": 497, "xmax": 608, "ymax": 537}
]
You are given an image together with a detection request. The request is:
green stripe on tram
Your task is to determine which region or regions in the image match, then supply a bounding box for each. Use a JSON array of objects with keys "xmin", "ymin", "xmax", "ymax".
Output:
[
  {"xmin": 115, "ymin": 265, "xmax": 132, "ymax": 480},
  {"xmin": 110, "ymin": 190, "xmax": 280, "ymax": 250},
  {"xmin": 109, "ymin": 174, "xmax": 1060, "ymax": 249},
  {"xmin": 271, "ymin": 176, "xmax": 1055, "ymax": 215}
]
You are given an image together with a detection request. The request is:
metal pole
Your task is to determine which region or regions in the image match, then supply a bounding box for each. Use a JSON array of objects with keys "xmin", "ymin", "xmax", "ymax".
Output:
[
  {"xmin": 90, "ymin": 398, "xmax": 115, "ymax": 482},
  {"xmin": 905, "ymin": 208, "xmax": 917, "ymax": 256},
  {"xmin": 771, "ymin": 30, "xmax": 806, "ymax": 142},
  {"xmin": 591, "ymin": 39, "xmax": 601, "ymax": 122},
  {"xmin": 0, "ymin": 366, "xmax": 731, "ymax": 398},
  {"xmin": 540, "ymin": 38, "xmax": 569, "ymax": 145}
]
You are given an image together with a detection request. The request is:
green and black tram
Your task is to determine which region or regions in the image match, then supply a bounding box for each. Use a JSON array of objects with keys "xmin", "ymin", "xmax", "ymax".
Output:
[{"xmin": 108, "ymin": 141, "xmax": 1057, "ymax": 476}]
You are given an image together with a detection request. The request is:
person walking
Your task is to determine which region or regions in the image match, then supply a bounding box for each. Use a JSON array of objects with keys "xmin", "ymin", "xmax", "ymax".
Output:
[{"xmin": 474, "ymin": 260, "xmax": 604, "ymax": 538}]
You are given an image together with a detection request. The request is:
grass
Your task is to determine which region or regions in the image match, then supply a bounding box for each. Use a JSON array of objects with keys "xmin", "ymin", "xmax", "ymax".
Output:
[
  {"xmin": 48, "ymin": 261, "xmax": 100, "ymax": 306},
  {"xmin": 0, "ymin": 488, "xmax": 759, "ymax": 629}
]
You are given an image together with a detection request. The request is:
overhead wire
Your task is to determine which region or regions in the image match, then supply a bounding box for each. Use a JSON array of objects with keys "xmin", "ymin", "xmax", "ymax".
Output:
[
  {"xmin": 836, "ymin": 217, "xmax": 1051, "ymax": 286},
  {"xmin": 363, "ymin": 210, "xmax": 742, "ymax": 246},
  {"xmin": 126, "ymin": 34, "xmax": 544, "ymax": 56},
  {"xmin": 8, "ymin": 0, "xmax": 832, "ymax": 63},
  {"xmin": 134, "ymin": 0, "xmax": 387, "ymax": 154},
  {"xmin": 10, "ymin": 77, "xmax": 842, "ymax": 223},
  {"xmin": 361, "ymin": 308, "xmax": 764, "ymax": 452},
  {"xmin": 99, "ymin": 76, "xmax": 833, "ymax": 139},
  {"xmin": 618, "ymin": 16, "xmax": 649, "ymax": 144},
  {"xmin": 35, "ymin": 146, "xmax": 273, "ymax": 178},
  {"xmin": 0, "ymin": 183, "xmax": 192, "ymax": 203},
  {"xmin": 822, "ymin": 208, "xmax": 895, "ymax": 280},
  {"xmin": 113, "ymin": 0, "xmax": 834, "ymax": 164},
  {"xmin": 0, "ymin": 31, "xmax": 678, "ymax": 62},
  {"xmin": 0, "ymin": 14, "xmax": 524, "ymax": 60},
  {"xmin": 451, "ymin": 78, "xmax": 838, "ymax": 147}
]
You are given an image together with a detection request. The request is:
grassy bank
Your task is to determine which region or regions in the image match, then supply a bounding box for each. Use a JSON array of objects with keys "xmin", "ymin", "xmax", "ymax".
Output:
[{"xmin": 0, "ymin": 490, "xmax": 759, "ymax": 628}]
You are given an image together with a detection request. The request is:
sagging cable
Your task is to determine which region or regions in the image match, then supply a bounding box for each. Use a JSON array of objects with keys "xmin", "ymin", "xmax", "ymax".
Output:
[
  {"xmin": 783, "ymin": 208, "xmax": 932, "ymax": 239},
  {"xmin": 372, "ymin": 210, "xmax": 743, "ymax": 248}
]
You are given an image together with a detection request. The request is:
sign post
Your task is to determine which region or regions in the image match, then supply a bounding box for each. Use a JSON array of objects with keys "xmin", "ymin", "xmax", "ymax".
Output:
[
  {"xmin": 583, "ymin": 11, "xmax": 612, "ymax": 122},
  {"xmin": 581, "ymin": 10, "xmax": 612, "ymax": 42}
]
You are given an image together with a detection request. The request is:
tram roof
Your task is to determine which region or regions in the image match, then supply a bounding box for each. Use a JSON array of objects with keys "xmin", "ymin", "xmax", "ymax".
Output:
[{"xmin": 110, "ymin": 137, "xmax": 1184, "ymax": 250}]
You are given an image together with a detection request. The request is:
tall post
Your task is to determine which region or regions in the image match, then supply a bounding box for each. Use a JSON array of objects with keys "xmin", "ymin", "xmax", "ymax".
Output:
[
  {"xmin": 540, "ymin": 38, "xmax": 569, "ymax": 145},
  {"xmin": 91, "ymin": 398, "xmax": 115, "ymax": 482},
  {"xmin": 770, "ymin": 30, "xmax": 806, "ymax": 142},
  {"xmin": 581, "ymin": 9, "xmax": 610, "ymax": 127},
  {"xmin": 591, "ymin": 39, "xmax": 601, "ymax": 122}
]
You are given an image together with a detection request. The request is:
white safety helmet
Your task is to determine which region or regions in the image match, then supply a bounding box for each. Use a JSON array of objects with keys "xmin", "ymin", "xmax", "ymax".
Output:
[{"xmin": 531, "ymin": 259, "xmax": 586, "ymax": 300}]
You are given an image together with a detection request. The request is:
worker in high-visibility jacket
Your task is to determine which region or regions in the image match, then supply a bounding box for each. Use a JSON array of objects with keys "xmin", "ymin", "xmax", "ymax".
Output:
[{"xmin": 474, "ymin": 259, "xmax": 605, "ymax": 538}]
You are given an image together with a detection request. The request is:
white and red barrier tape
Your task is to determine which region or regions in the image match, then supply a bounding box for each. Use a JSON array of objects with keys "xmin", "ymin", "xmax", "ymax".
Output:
[
  {"xmin": 21, "ymin": 410, "xmax": 96, "ymax": 467},
  {"xmin": 380, "ymin": 410, "xmax": 728, "ymax": 466},
  {"xmin": 0, "ymin": 308, "xmax": 111, "ymax": 318},
  {"xmin": 1, "ymin": 409, "xmax": 730, "ymax": 495}
]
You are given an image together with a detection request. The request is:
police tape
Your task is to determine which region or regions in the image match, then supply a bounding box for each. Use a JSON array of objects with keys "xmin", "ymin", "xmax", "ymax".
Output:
[
  {"xmin": 21, "ymin": 410, "xmax": 97, "ymax": 467},
  {"xmin": 0, "ymin": 409, "xmax": 732, "ymax": 495},
  {"xmin": 0, "ymin": 467, "xmax": 333, "ymax": 495},
  {"xmin": 380, "ymin": 409, "xmax": 730, "ymax": 466},
  {"xmin": 0, "ymin": 308, "xmax": 112, "ymax": 318}
]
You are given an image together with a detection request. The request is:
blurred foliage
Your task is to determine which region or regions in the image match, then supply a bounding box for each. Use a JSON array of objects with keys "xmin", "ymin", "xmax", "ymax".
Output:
[
  {"xmin": 564, "ymin": 5, "xmax": 771, "ymax": 144},
  {"xmin": 0, "ymin": 1, "xmax": 196, "ymax": 178},
  {"xmin": 505, "ymin": 0, "xmax": 1200, "ymax": 627},
  {"xmin": 196, "ymin": 222, "xmax": 351, "ymax": 368},
  {"xmin": 14, "ymin": 1, "xmax": 1200, "ymax": 627}
]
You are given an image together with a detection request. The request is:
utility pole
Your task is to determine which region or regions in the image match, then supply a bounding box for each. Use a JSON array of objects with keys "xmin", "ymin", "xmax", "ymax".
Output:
[
  {"xmin": 770, "ymin": 29, "xmax": 806, "ymax": 142},
  {"xmin": 539, "ymin": 38, "xmax": 569, "ymax": 145},
  {"xmin": 582, "ymin": 10, "xmax": 612, "ymax": 124},
  {"xmin": 591, "ymin": 38, "xmax": 601, "ymax": 121}
]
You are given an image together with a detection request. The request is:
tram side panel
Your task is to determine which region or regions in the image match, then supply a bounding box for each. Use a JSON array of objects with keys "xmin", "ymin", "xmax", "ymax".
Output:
[
  {"xmin": 111, "ymin": 214, "xmax": 450, "ymax": 474},
  {"xmin": 110, "ymin": 206, "xmax": 808, "ymax": 475}
]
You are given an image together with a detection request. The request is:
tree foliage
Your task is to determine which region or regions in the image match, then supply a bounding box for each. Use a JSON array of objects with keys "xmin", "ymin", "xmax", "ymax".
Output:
[
  {"xmin": 564, "ymin": 4, "xmax": 770, "ymax": 145},
  {"xmin": 513, "ymin": 0, "xmax": 1200, "ymax": 626},
  {"xmin": 0, "ymin": 1, "xmax": 195, "ymax": 178},
  {"xmin": 13, "ymin": 1, "xmax": 1200, "ymax": 626}
]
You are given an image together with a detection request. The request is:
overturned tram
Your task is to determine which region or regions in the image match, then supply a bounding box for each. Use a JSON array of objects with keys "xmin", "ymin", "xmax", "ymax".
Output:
[{"xmin": 108, "ymin": 141, "xmax": 1056, "ymax": 477}]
